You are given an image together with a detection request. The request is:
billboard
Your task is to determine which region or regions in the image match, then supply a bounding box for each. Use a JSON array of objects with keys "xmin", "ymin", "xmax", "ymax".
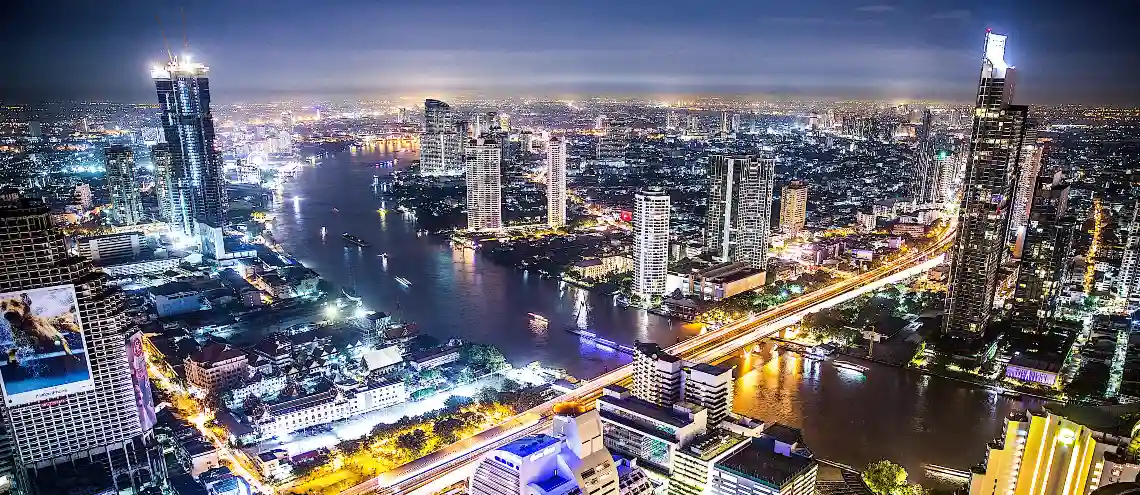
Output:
[
  {"xmin": 0, "ymin": 285, "xmax": 96, "ymax": 406},
  {"xmin": 127, "ymin": 332, "xmax": 157, "ymax": 430}
]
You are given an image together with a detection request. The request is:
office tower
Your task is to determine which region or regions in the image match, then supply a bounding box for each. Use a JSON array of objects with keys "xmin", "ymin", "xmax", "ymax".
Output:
[
  {"xmin": 910, "ymin": 143, "xmax": 941, "ymax": 205},
  {"xmin": 152, "ymin": 57, "xmax": 227, "ymax": 237},
  {"xmin": 465, "ymin": 137, "xmax": 502, "ymax": 231},
  {"xmin": 666, "ymin": 111, "xmax": 680, "ymax": 131},
  {"xmin": 72, "ymin": 183, "xmax": 93, "ymax": 210},
  {"xmin": 597, "ymin": 118, "xmax": 629, "ymax": 168},
  {"xmin": 633, "ymin": 187, "xmax": 670, "ymax": 300},
  {"xmin": 632, "ymin": 342, "xmax": 684, "ymax": 407},
  {"xmin": 470, "ymin": 407, "xmax": 653, "ymax": 495},
  {"xmin": 1010, "ymin": 174, "xmax": 1072, "ymax": 332},
  {"xmin": 1010, "ymin": 128, "xmax": 1043, "ymax": 239},
  {"xmin": 420, "ymin": 99, "xmax": 464, "ymax": 176},
  {"xmin": 933, "ymin": 149, "xmax": 955, "ymax": 204},
  {"xmin": 731, "ymin": 113, "xmax": 742, "ymax": 133},
  {"xmin": 944, "ymin": 31, "xmax": 1030, "ymax": 336},
  {"xmin": 0, "ymin": 190, "xmax": 161, "ymax": 493},
  {"xmin": 104, "ymin": 145, "xmax": 141, "ymax": 225},
  {"xmin": 597, "ymin": 386, "xmax": 708, "ymax": 474},
  {"xmin": 969, "ymin": 407, "xmax": 1140, "ymax": 495},
  {"xmin": 705, "ymin": 155, "xmax": 776, "ymax": 269},
  {"xmin": 719, "ymin": 111, "xmax": 730, "ymax": 134},
  {"xmin": 151, "ymin": 144, "xmax": 174, "ymax": 222},
  {"xmin": 686, "ymin": 115, "xmax": 701, "ymax": 135},
  {"xmin": 780, "ymin": 181, "xmax": 809, "ymax": 236},
  {"xmin": 684, "ymin": 364, "xmax": 734, "ymax": 425},
  {"xmin": 547, "ymin": 137, "xmax": 567, "ymax": 228}
]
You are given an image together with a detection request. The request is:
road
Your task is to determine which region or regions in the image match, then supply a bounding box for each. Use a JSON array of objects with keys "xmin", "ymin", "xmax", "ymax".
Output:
[{"xmin": 335, "ymin": 228, "xmax": 956, "ymax": 495}]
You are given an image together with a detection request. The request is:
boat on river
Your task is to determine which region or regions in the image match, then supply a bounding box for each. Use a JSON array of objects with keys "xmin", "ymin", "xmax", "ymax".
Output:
[
  {"xmin": 833, "ymin": 360, "xmax": 869, "ymax": 374},
  {"xmin": 342, "ymin": 233, "xmax": 370, "ymax": 247},
  {"xmin": 395, "ymin": 276, "xmax": 412, "ymax": 287}
]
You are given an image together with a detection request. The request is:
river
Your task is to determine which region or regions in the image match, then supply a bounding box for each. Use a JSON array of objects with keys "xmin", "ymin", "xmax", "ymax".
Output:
[{"xmin": 271, "ymin": 145, "xmax": 1025, "ymax": 483}]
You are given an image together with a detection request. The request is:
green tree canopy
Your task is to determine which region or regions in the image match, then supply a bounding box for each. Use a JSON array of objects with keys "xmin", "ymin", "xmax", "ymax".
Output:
[{"xmin": 862, "ymin": 460, "xmax": 909, "ymax": 495}]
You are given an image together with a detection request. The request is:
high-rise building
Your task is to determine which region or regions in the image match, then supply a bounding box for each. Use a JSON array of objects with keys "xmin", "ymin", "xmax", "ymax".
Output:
[
  {"xmin": 969, "ymin": 407, "xmax": 1140, "ymax": 495},
  {"xmin": 631, "ymin": 342, "xmax": 734, "ymax": 425},
  {"xmin": 719, "ymin": 111, "xmax": 730, "ymax": 135},
  {"xmin": 633, "ymin": 187, "xmax": 670, "ymax": 300},
  {"xmin": 1010, "ymin": 130, "xmax": 1044, "ymax": 241},
  {"xmin": 420, "ymin": 99, "xmax": 465, "ymax": 176},
  {"xmin": 151, "ymin": 144, "xmax": 174, "ymax": 223},
  {"xmin": 911, "ymin": 143, "xmax": 943, "ymax": 206},
  {"xmin": 686, "ymin": 115, "xmax": 701, "ymax": 136},
  {"xmin": 547, "ymin": 137, "xmax": 568, "ymax": 228},
  {"xmin": 1117, "ymin": 202, "xmax": 1140, "ymax": 310},
  {"xmin": 74, "ymin": 183, "xmax": 93, "ymax": 210},
  {"xmin": 731, "ymin": 113, "xmax": 742, "ymax": 133},
  {"xmin": 152, "ymin": 57, "xmax": 228, "ymax": 237},
  {"xmin": 666, "ymin": 111, "xmax": 680, "ymax": 131},
  {"xmin": 1010, "ymin": 174, "xmax": 1072, "ymax": 332},
  {"xmin": 0, "ymin": 190, "xmax": 162, "ymax": 494},
  {"xmin": 683, "ymin": 363, "xmax": 734, "ymax": 426},
  {"xmin": 465, "ymin": 137, "xmax": 502, "ymax": 231},
  {"xmin": 944, "ymin": 31, "xmax": 1030, "ymax": 336},
  {"xmin": 780, "ymin": 181, "xmax": 809, "ymax": 236},
  {"xmin": 705, "ymin": 155, "xmax": 775, "ymax": 270},
  {"xmin": 104, "ymin": 145, "xmax": 142, "ymax": 225},
  {"xmin": 919, "ymin": 108, "xmax": 934, "ymax": 142},
  {"xmin": 597, "ymin": 118, "xmax": 629, "ymax": 168},
  {"xmin": 709, "ymin": 433, "xmax": 818, "ymax": 495}
]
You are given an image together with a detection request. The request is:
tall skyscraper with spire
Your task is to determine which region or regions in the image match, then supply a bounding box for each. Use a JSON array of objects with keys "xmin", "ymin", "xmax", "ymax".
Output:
[
  {"xmin": 104, "ymin": 145, "xmax": 142, "ymax": 225},
  {"xmin": 705, "ymin": 155, "xmax": 776, "ymax": 269},
  {"xmin": 547, "ymin": 137, "xmax": 568, "ymax": 228},
  {"xmin": 0, "ymin": 190, "xmax": 161, "ymax": 494},
  {"xmin": 152, "ymin": 57, "xmax": 227, "ymax": 238},
  {"xmin": 944, "ymin": 31, "xmax": 1030, "ymax": 336}
]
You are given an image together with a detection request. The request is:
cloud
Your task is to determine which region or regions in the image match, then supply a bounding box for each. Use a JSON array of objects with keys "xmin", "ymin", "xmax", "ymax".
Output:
[
  {"xmin": 930, "ymin": 9, "xmax": 971, "ymax": 20},
  {"xmin": 757, "ymin": 16, "xmax": 884, "ymax": 26},
  {"xmin": 855, "ymin": 5, "xmax": 895, "ymax": 13}
]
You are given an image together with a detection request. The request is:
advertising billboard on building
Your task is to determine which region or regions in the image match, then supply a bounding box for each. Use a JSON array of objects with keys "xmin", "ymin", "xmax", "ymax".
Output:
[
  {"xmin": 128, "ymin": 332, "xmax": 157, "ymax": 431},
  {"xmin": 0, "ymin": 284, "xmax": 96, "ymax": 406}
]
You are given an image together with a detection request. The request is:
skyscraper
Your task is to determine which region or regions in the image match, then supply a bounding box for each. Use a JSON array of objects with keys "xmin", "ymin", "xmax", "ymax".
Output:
[
  {"xmin": 0, "ymin": 190, "xmax": 161, "ymax": 493},
  {"xmin": 151, "ymin": 144, "xmax": 174, "ymax": 223},
  {"xmin": 1010, "ymin": 174, "xmax": 1072, "ymax": 333},
  {"xmin": 597, "ymin": 117, "xmax": 628, "ymax": 169},
  {"xmin": 705, "ymin": 155, "xmax": 775, "ymax": 270},
  {"xmin": 1115, "ymin": 202, "xmax": 1140, "ymax": 310},
  {"xmin": 547, "ymin": 137, "xmax": 567, "ymax": 228},
  {"xmin": 780, "ymin": 181, "xmax": 809, "ymax": 236},
  {"xmin": 910, "ymin": 143, "xmax": 942, "ymax": 206},
  {"xmin": 152, "ymin": 57, "xmax": 227, "ymax": 237},
  {"xmin": 719, "ymin": 111, "xmax": 730, "ymax": 135},
  {"xmin": 633, "ymin": 187, "xmax": 670, "ymax": 300},
  {"xmin": 1010, "ymin": 129, "xmax": 1044, "ymax": 241},
  {"xmin": 420, "ymin": 99, "xmax": 464, "ymax": 176},
  {"xmin": 465, "ymin": 137, "xmax": 502, "ymax": 231},
  {"xmin": 104, "ymin": 145, "xmax": 141, "ymax": 225},
  {"xmin": 944, "ymin": 31, "xmax": 1030, "ymax": 336}
]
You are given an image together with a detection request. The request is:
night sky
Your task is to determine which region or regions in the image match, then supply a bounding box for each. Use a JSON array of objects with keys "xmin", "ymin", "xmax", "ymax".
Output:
[{"xmin": 2, "ymin": 0, "xmax": 1137, "ymax": 105}]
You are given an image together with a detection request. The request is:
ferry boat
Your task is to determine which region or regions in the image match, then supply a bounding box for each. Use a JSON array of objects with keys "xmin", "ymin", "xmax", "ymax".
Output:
[
  {"xmin": 341, "ymin": 287, "xmax": 362, "ymax": 303},
  {"xmin": 528, "ymin": 313, "xmax": 548, "ymax": 324},
  {"xmin": 395, "ymin": 276, "xmax": 412, "ymax": 287},
  {"xmin": 342, "ymin": 233, "xmax": 371, "ymax": 247},
  {"xmin": 833, "ymin": 360, "xmax": 869, "ymax": 374}
]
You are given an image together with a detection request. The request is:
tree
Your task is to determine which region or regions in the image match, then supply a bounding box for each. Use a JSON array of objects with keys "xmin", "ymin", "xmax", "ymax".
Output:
[
  {"xmin": 432, "ymin": 417, "xmax": 465, "ymax": 444},
  {"xmin": 862, "ymin": 460, "xmax": 908, "ymax": 495},
  {"xmin": 396, "ymin": 429, "xmax": 429, "ymax": 453}
]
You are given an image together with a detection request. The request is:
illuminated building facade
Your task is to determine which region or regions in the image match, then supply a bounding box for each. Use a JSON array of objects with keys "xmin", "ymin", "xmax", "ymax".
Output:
[
  {"xmin": 104, "ymin": 145, "xmax": 142, "ymax": 225},
  {"xmin": 420, "ymin": 99, "xmax": 464, "ymax": 176},
  {"xmin": 0, "ymin": 191, "xmax": 162, "ymax": 494},
  {"xmin": 944, "ymin": 32, "xmax": 1030, "ymax": 337},
  {"xmin": 633, "ymin": 187, "xmax": 670, "ymax": 299},
  {"xmin": 547, "ymin": 137, "xmax": 568, "ymax": 228},
  {"xmin": 705, "ymin": 155, "xmax": 775, "ymax": 270},
  {"xmin": 465, "ymin": 137, "xmax": 502, "ymax": 231},
  {"xmin": 1118, "ymin": 202, "xmax": 1140, "ymax": 311},
  {"xmin": 597, "ymin": 117, "xmax": 629, "ymax": 169},
  {"xmin": 152, "ymin": 57, "xmax": 227, "ymax": 237},
  {"xmin": 1010, "ymin": 174, "xmax": 1073, "ymax": 333},
  {"xmin": 780, "ymin": 181, "xmax": 808, "ymax": 236},
  {"xmin": 1010, "ymin": 127, "xmax": 1043, "ymax": 240},
  {"xmin": 151, "ymin": 144, "xmax": 174, "ymax": 223},
  {"xmin": 969, "ymin": 408, "xmax": 1140, "ymax": 495}
]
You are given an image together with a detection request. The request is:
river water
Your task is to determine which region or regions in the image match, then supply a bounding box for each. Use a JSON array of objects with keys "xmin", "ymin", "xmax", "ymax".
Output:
[{"xmin": 271, "ymin": 146, "xmax": 1024, "ymax": 482}]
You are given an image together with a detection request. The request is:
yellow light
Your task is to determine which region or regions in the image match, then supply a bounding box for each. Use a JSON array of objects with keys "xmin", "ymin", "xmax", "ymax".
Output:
[{"xmin": 1058, "ymin": 428, "xmax": 1076, "ymax": 445}]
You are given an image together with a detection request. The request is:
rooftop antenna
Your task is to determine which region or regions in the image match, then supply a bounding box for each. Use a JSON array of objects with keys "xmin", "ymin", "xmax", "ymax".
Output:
[{"xmin": 155, "ymin": 14, "xmax": 174, "ymax": 64}]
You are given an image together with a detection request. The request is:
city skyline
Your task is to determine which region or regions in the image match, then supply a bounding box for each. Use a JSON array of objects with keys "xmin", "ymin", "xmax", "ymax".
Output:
[{"xmin": 2, "ymin": 0, "xmax": 1139, "ymax": 105}]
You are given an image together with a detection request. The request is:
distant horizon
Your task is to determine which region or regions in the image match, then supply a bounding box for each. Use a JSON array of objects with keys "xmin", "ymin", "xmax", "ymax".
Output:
[{"xmin": 4, "ymin": 0, "xmax": 1138, "ymax": 106}]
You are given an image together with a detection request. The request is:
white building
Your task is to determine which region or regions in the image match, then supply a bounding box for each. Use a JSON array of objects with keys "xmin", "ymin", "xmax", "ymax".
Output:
[
  {"xmin": 633, "ymin": 187, "xmax": 670, "ymax": 300},
  {"xmin": 466, "ymin": 137, "xmax": 503, "ymax": 231},
  {"xmin": 185, "ymin": 343, "xmax": 249, "ymax": 396},
  {"xmin": 76, "ymin": 231, "xmax": 144, "ymax": 262},
  {"xmin": 420, "ymin": 99, "xmax": 464, "ymax": 176},
  {"xmin": 105, "ymin": 145, "xmax": 142, "ymax": 225},
  {"xmin": 597, "ymin": 385, "xmax": 707, "ymax": 474},
  {"xmin": 547, "ymin": 137, "xmax": 568, "ymax": 228},
  {"xmin": 253, "ymin": 380, "xmax": 406, "ymax": 437}
]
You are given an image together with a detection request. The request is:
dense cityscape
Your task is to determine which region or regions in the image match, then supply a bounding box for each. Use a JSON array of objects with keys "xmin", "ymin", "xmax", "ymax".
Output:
[{"xmin": 3, "ymin": 3, "xmax": 1140, "ymax": 495}]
